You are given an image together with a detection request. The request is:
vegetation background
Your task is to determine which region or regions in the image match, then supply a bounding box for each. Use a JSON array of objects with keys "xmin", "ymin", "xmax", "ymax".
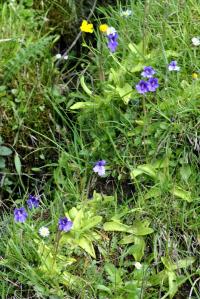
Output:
[{"xmin": 0, "ymin": 0, "xmax": 199, "ymax": 298}]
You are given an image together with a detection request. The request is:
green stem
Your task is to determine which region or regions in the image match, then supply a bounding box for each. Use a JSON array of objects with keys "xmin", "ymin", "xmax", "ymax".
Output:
[{"xmin": 52, "ymin": 230, "xmax": 61, "ymax": 269}]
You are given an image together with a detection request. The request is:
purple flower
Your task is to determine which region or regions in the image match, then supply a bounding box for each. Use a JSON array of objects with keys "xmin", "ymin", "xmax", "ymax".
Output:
[
  {"xmin": 27, "ymin": 195, "xmax": 39, "ymax": 209},
  {"xmin": 14, "ymin": 207, "xmax": 28, "ymax": 223},
  {"xmin": 168, "ymin": 61, "xmax": 180, "ymax": 71},
  {"xmin": 93, "ymin": 160, "xmax": 106, "ymax": 176},
  {"xmin": 147, "ymin": 77, "xmax": 159, "ymax": 92},
  {"xmin": 136, "ymin": 80, "xmax": 149, "ymax": 94},
  {"xmin": 141, "ymin": 66, "xmax": 156, "ymax": 78},
  {"xmin": 58, "ymin": 217, "xmax": 73, "ymax": 232},
  {"xmin": 107, "ymin": 32, "xmax": 118, "ymax": 53}
]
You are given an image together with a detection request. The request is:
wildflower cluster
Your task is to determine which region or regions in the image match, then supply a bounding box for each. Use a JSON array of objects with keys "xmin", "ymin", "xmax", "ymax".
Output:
[
  {"xmin": 14, "ymin": 194, "xmax": 73, "ymax": 236},
  {"xmin": 136, "ymin": 66, "xmax": 159, "ymax": 94},
  {"xmin": 80, "ymin": 20, "xmax": 119, "ymax": 53},
  {"xmin": 14, "ymin": 195, "xmax": 39, "ymax": 223},
  {"xmin": 13, "ymin": 158, "xmax": 107, "ymax": 232}
]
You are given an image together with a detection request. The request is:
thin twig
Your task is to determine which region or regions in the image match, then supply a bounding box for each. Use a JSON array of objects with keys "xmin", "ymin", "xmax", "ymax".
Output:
[
  {"xmin": 188, "ymin": 277, "xmax": 200, "ymax": 299},
  {"xmin": 56, "ymin": 0, "xmax": 98, "ymax": 66}
]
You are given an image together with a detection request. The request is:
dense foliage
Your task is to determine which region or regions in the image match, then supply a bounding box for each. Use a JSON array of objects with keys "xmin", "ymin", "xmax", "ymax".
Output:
[{"xmin": 0, "ymin": 0, "xmax": 200, "ymax": 298}]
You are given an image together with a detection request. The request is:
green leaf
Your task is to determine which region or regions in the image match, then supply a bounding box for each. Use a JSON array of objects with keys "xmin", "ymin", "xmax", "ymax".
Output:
[
  {"xmin": 161, "ymin": 257, "xmax": 174, "ymax": 271},
  {"xmin": 104, "ymin": 263, "xmax": 122, "ymax": 284},
  {"xmin": 123, "ymin": 282, "xmax": 141, "ymax": 298},
  {"xmin": 172, "ymin": 257, "xmax": 195, "ymax": 269},
  {"xmin": 80, "ymin": 76, "xmax": 92, "ymax": 96},
  {"xmin": 31, "ymin": 167, "xmax": 41, "ymax": 172},
  {"xmin": 128, "ymin": 43, "xmax": 143, "ymax": 56},
  {"xmin": 68, "ymin": 207, "xmax": 78, "ymax": 219},
  {"xmin": 167, "ymin": 271, "xmax": 178, "ymax": 298},
  {"xmin": 152, "ymin": 158, "xmax": 169, "ymax": 169},
  {"xmin": 24, "ymin": 0, "xmax": 33, "ymax": 7},
  {"xmin": 163, "ymin": 257, "xmax": 195, "ymax": 270},
  {"xmin": 0, "ymin": 157, "xmax": 5, "ymax": 168},
  {"xmin": 119, "ymin": 235, "xmax": 136, "ymax": 245},
  {"xmin": 130, "ymin": 168, "xmax": 144, "ymax": 178},
  {"xmin": 78, "ymin": 236, "xmax": 96, "ymax": 258},
  {"xmin": 165, "ymin": 50, "xmax": 179, "ymax": 58},
  {"xmin": 0, "ymin": 146, "xmax": 12, "ymax": 156},
  {"xmin": 81, "ymin": 216, "xmax": 102, "ymax": 232},
  {"xmin": 70, "ymin": 102, "xmax": 97, "ymax": 110},
  {"xmin": 72, "ymin": 209, "xmax": 84, "ymax": 229},
  {"xmin": 116, "ymin": 83, "xmax": 133, "ymax": 104},
  {"xmin": 129, "ymin": 237, "xmax": 145, "ymax": 261},
  {"xmin": 149, "ymin": 270, "xmax": 167, "ymax": 286},
  {"xmin": 129, "ymin": 221, "xmax": 154, "ymax": 236},
  {"xmin": 131, "ymin": 164, "xmax": 157, "ymax": 179},
  {"xmin": 14, "ymin": 153, "xmax": 22, "ymax": 175},
  {"xmin": 131, "ymin": 63, "xmax": 144, "ymax": 73},
  {"xmin": 144, "ymin": 187, "xmax": 162, "ymax": 199},
  {"xmin": 103, "ymin": 221, "xmax": 131, "ymax": 232},
  {"xmin": 96, "ymin": 284, "xmax": 112, "ymax": 295},
  {"xmin": 180, "ymin": 165, "xmax": 192, "ymax": 182},
  {"xmin": 62, "ymin": 271, "xmax": 80, "ymax": 287},
  {"xmin": 170, "ymin": 186, "xmax": 193, "ymax": 202},
  {"xmin": 138, "ymin": 164, "xmax": 157, "ymax": 178}
]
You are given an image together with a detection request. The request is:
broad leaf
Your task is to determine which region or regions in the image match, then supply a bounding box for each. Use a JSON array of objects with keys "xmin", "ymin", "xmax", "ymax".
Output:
[
  {"xmin": 78, "ymin": 236, "xmax": 96, "ymax": 258},
  {"xmin": 129, "ymin": 237, "xmax": 145, "ymax": 261},
  {"xmin": 104, "ymin": 263, "xmax": 122, "ymax": 284},
  {"xmin": 0, "ymin": 157, "xmax": 5, "ymax": 168},
  {"xmin": 171, "ymin": 186, "xmax": 193, "ymax": 202},
  {"xmin": 72, "ymin": 209, "xmax": 84, "ymax": 229},
  {"xmin": 180, "ymin": 165, "xmax": 192, "ymax": 182},
  {"xmin": 167, "ymin": 271, "xmax": 178, "ymax": 298},
  {"xmin": 14, "ymin": 153, "xmax": 22, "ymax": 175},
  {"xmin": 96, "ymin": 285, "xmax": 112, "ymax": 295},
  {"xmin": 116, "ymin": 83, "xmax": 133, "ymax": 104},
  {"xmin": 131, "ymin": 164, "xmax": 157, "ymax": 179},
  {"xmin": 0, "ymin": 146, "xmax": 12, "ymax": 156},
  {"xmin": 80, "ymin": 76, "xmax": 92, "ymax": 95},
  {"xmin": 144, "ymin": 187, "xmax": 162, "ymax": 199},
  {"xmin": 103, "ymin": 221, "xmax": 131, "ymax": 232},
  {"xmin": 119, "ymin": 235, "xmax": 136, "ymax": 245},
  {"xmin": 131, "ymin": 63, "xmax": 144, "ymax": 73},
  {"xmin": 70, "ymin": 102, "xmax": 97, "ymax": 110},
  {"xmin": 172, "ymin": 257, "xmax": 195, "ymax": 269},
  {"xmin": 81, "ymin": 216, "xmax": 102, "ymax": 232},
  {"xmin": 129, "ymin": 221, "xmax": 154, "ymax": 236}
]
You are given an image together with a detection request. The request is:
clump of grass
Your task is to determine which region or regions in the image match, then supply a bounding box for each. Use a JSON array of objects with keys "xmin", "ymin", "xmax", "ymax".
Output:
[{"xmin": 0, "ymin": 0, "xmax": 200, "ymax": 298}]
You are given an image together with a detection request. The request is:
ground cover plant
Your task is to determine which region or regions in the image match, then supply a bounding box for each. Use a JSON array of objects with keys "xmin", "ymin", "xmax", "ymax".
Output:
[{"xmin": 0, "ymin": 0, "xmax": 200, "ymax": 298}]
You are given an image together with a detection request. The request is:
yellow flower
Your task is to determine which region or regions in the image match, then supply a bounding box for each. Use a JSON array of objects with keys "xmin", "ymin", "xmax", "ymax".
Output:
[
  {"xmin": 99, "ymin": 24, "xmax": 108, "ymax": 33},
  {"xmin": 192, "ymin": 72, "xmax": 198, "ymax": 79},
  {"xmin": 80, "ymin": 20, "xmax": 94, "ymax": 33}
]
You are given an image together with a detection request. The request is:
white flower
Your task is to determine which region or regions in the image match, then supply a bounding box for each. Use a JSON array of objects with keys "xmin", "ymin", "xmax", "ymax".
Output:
[
  {"xmin": 120, "ymin": 9, "xmax": 132, "ymax": 17},
  {"xmin": 106, "ymin": 27, "xmax": 116, "ymax": 36},
  {"xmin": 63, "ymin": 55, "xmax": 68, "ymax": 60},
  {"xmin": 39, "ymin": 226, "xmax": 50, "ymax": 238},
  {"xmin": 55, "ymin": 53, "xmax": 62, "ymax": 60},
  {"xmin": 192, "ymin": 37, "xmax": 200, "ymax": 46},
  {"xmin": 43, "ymin": 17, "xmax": 49, "ymax": 22},
  {"xmin": 134, "ymin": 262, "xmax": 142, "ymax": 270}
]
